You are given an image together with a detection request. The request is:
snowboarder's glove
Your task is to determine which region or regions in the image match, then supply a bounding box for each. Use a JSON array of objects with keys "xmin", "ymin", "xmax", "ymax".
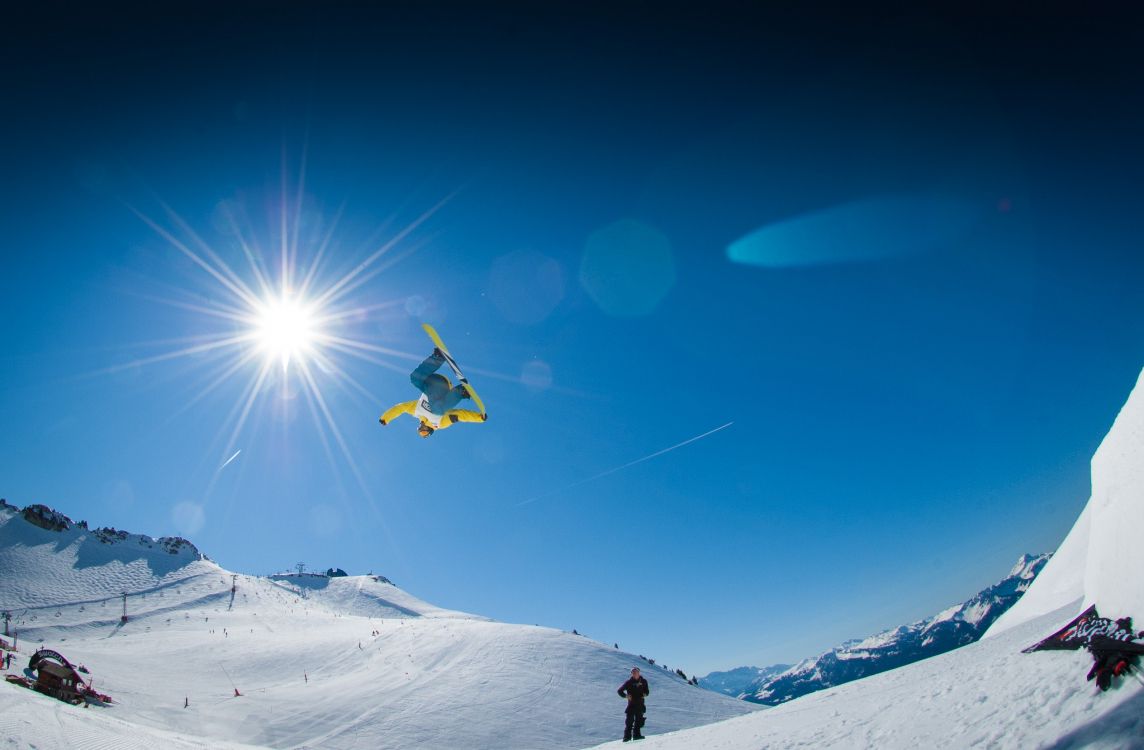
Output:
[
  {"xmin": 1087, "ymin": 650, "xmax": 1129, "ymax": 690},
  {"xmin": 481, "ymin": 413, "xmax": 487, "ymax": 421},
  {"xmin": 379, "ymin": 418, "xmax": 387, "ymax": 426},
  {"xmin": 1089, "ymin": 644, "xmax": 1138, "ymax": 688}
]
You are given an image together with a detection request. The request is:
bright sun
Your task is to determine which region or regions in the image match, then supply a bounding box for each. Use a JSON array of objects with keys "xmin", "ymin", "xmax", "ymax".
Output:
[
  {"xmin": 123, "ymin": 179, "xmax": 453, "ymax": 495},
  {"xmin": 251, "ymin": 293, "xmax": 321, "ymax": 371}
]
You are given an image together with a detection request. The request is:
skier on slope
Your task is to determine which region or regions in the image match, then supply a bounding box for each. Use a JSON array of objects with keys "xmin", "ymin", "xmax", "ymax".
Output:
[
  {"xmin": 379, "ymin": 348, "xmax": 486, "ymax": 438},
  {"xmin": 617, "ymin": 666, "xmax": 650, "ymax": 742}
]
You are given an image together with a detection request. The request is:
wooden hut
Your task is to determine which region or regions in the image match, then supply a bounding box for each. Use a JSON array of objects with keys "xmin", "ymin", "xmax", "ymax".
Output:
[{"xmin": 6, "ymin": 649, "xmax": 113, "ymax": 705}]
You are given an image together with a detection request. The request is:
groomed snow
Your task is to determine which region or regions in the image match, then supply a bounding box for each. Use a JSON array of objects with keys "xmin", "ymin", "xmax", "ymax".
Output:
[{"xmin": 0, "ymin": 504, "xmax": 754, "ymax": 749}]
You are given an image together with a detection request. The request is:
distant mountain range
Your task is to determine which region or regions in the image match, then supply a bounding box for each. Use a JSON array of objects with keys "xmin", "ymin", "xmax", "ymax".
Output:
[
  {"xmin": 702, "ymin": 553, "xmax": 1049, "ymax": 705},
  {"xmin": 698, "ymin": 664, "xmax": 791, "ymax": 698}
]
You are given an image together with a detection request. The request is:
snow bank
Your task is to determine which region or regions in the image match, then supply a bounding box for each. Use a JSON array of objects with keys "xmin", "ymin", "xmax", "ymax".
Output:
[
  {"xmin": 987, "ymin": 367, "xmax": 1144, "ymax": 638},
  {"xmin": 1084, "ymin": 368, "xmax": 1144, "ymax": 619}
]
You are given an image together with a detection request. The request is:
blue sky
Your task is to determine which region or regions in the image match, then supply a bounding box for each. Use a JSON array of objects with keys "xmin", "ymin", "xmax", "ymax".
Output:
[{"xmin": 3, "ymin": 4, "xmax": 1143, "ymax": 674}]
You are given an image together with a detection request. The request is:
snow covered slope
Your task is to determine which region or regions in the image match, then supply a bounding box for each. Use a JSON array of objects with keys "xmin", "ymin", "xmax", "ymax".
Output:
[
  {"xmin": 987, "ymin": 367, "xmax": 1144, "ymax": 638},
  {"xmin": 0, "ymin": 501, "xmax": 755, "ymax": 749}
]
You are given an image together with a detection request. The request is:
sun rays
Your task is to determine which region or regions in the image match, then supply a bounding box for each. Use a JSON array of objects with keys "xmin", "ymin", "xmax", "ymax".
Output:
[{"xmin": 115, "ymin": 170, "xmax": 453, "ymax": 504}]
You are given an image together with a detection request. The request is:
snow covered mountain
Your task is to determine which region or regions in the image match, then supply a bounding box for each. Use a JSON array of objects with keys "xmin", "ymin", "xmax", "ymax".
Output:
[
  {"xmin": 0, "ymin": 499, "xmax": 755, "ymax": 749},
  {"xmin": 740, "ymin": 552, "xmax": 1049, "ymax": 706},
  {"xmin": 698, "ymin": 664, "xmax": 791, "ymax": 698}
]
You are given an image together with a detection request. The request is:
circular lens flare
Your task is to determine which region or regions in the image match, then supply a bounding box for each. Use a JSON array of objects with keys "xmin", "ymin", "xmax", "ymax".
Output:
[{"xmin": 252, "ymin": 294, "xmax": 319, "ymax": 371}]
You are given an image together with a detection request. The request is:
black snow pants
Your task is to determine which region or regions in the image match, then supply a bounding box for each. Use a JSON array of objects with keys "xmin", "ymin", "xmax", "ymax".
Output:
[{"xmin": 624, "ymin": 705, "xmax": 646, "ymax": 740}]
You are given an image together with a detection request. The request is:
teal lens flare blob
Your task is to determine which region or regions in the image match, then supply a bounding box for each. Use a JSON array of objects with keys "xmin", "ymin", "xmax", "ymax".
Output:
[
  {"xmin": 172, "ymin": 501, "xmax": 206, "ymax": 536},
  {"xmin": 727, "ymin": 196, "xmax": 984, "ymax": 268},
  {"xmin": 521, "ymin": 359, "xmax": 554, "ymax": 391},
  {"xmin": 580, "ymin": 219, "xmax": 676, "ymax": 316}
]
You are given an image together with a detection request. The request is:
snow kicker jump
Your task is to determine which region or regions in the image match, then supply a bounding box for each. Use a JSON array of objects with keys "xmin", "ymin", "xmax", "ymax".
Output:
[{"xmin": 378, "ymin": 323, "xmax": 488, "ymax": 438}]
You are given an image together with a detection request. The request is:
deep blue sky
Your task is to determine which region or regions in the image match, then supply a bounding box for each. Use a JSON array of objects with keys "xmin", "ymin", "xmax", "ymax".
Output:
[{"xmin": 3, "ymin": 3, "xmax": 1143, "ymax": 674}]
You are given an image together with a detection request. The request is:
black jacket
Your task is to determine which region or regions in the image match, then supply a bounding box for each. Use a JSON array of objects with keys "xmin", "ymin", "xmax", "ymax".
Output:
[{"xmin": 618, "ymin": 676, "xmax": 649, "ymax": 708}]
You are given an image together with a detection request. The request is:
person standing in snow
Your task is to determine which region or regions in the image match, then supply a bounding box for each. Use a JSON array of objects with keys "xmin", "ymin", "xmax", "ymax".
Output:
[
  {"xmin": 379, "ymin": 348, "xmax": 485, "ymax": 438},
  {"xmin": 617, "ymin": 666, "xmax": 650, "ymax": 742}
]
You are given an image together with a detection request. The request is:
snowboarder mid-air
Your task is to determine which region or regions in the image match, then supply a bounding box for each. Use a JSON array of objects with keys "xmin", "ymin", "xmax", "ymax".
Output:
[
  {"xmin": 379, "ymin": 348, "xmax": 486, "ymax": 438},
  {"xmin": 618, "ymin": 667, "xmax": 650, "ymax": 742}
]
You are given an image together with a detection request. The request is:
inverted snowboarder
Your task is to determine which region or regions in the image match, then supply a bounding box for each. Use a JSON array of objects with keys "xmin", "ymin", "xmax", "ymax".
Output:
[{"xmin": 378, "ymin": 324, "xmax": 487, "ymax": 438}]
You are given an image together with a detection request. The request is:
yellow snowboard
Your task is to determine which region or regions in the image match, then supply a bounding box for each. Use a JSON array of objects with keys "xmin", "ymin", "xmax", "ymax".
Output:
[{"xmin": 421, "ymin": 323, "xmax": 488, "ymax": 418}]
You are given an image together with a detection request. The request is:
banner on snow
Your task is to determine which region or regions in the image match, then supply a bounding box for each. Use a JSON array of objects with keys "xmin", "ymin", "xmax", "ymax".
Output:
[{"xmin": 1023, "ymin": 605, "xmax": 1137, "ymax": 653}]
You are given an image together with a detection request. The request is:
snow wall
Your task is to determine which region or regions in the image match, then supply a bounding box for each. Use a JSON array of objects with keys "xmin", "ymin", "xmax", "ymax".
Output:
[{"xmin": 986, "ymin": 366, "xmax": 1144, "ymax": 638}]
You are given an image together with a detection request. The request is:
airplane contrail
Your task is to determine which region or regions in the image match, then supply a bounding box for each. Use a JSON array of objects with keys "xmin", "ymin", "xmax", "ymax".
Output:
[
  {"xmin": 517, "ymin": 421, "xmax": 734, "ymax": 507},
  {"xmin": 218, "ymin": 449, "xmax": 242, "ymax": 471}
]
